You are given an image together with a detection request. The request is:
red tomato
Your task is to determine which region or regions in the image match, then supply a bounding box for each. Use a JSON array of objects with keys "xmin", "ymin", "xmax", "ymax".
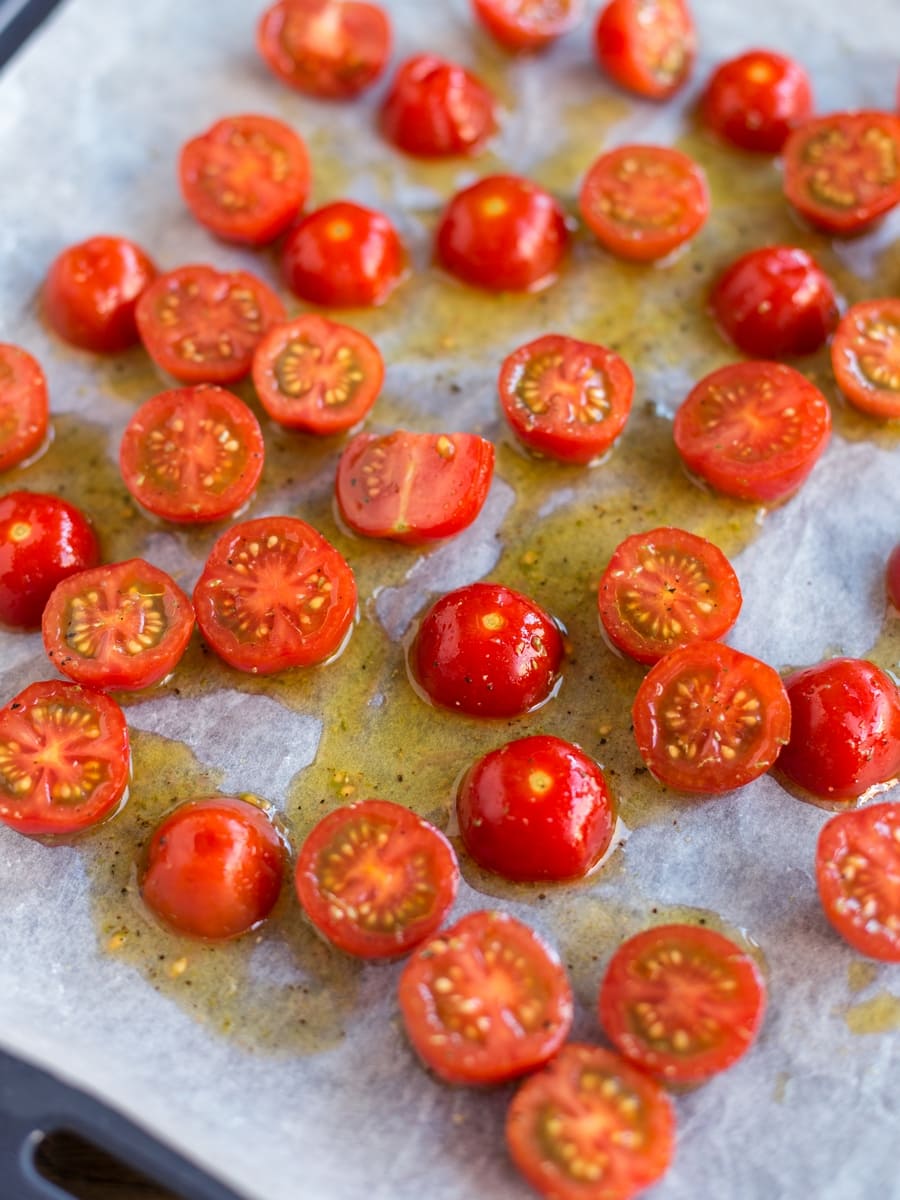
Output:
[
  {"xmin": 816, "ymin": 802, "xmax": 900, "ymax": 962},
  {"xmin": 0, "ymin": 344, "xmax": 49, "ymax": 473},
  {"xmin": 673, "ymin": 361, "xmax": 832, "ymax": 503},
  {"xmin": 381, "ymin": 55, "xmax": 496, "ymax": 158},
  {"xmin": 471, "ymin": 0, "xmax": 582, "ymax": 52},
  {"xmin": 178, "ymin": 114, "xmax": 311, "ymax": 246},
  {"xmin": 436, "ymin": 175, "xmax": 568, "ymax": 293},
  {"xmin": 710, "ymin": 245, "xmax": 838, "ymax": 359},
  {"xmin": 335, "ymin": 430, "xmax": 495, "ymax": 543},
  {"xmin": 136, "ymin": 264, "xmax": 286, "ymax": 385},
  {"xmin": 252, "ymin": 314, "xmax": 384, "ymax": 434},
  {"xmin": 598, "ymin": 526, "xmax": 742, "ymax": 665},
  {"xmin": 888, "ymin": 543, "xmax": 900, "ymax": 611},
  {"xmin": 498, "ymin": 335, "xmax": 633, "ymax": 464},
  {"xmin": 701, "ymin": 50, "xmax": 813, "ymax": 154},
  {"xmin": 594, "ymin": 0, "xmax": 695, "ymax": 100},
  {"xmin": 456, "ymin": 735, "xmax": 616, "ymax": 881},
  {"xmin": 0, "ymin": 680, "xmax": 130, "ymax": 838},
  {"xmin": 506, "ymin": 1043, "xmax": 675, "ymax": 1200},
  {"xmin": 598, "ymin": 924, "xmax": 767, "ymax": 1083},
  {"xmin": 777, "ymin": 659, "xmax": 900, "ymax": 802},
  {"xmin": 43, "ymin": 235, "xmax": 157, "ymax": 354},
  {"xmin": 0, "ymin": 491, "xmax": 99, "ymax": 629},
  {"xmin": 632, "ymin": 642, "xmax": 791, "ymax": 794},
  {"xmin": 294, "ymin": 798, "xmax": 459, "ymax": 958},
  {"xmin": 193, "ymin": 516, "xmax": 357, "ymax": 675},
  {"xmin": 411, "ymin": 582, "xmax": 564, "ymax": 718},
  {"xmin": 42, "ymin": 559, "xmax": 194, "ymax": 691},
  {"xmin": 783, "ymin": 111, "xmax": 900, "ymax": 236},
  {"xmin": 257, "ymin": 0, "xmax": 391, "ymax": 99},
  {"xmin": 282, "ymin": 202, "xmax": 405, "ymax": 308},
  {"xmin": 398, "ymin": 910, "xmax": 573, "ymax": 1084},
  {"xmin": 119, "ymin": 386, "xmax": 264, "ymax": 524},
  {"xmin": 830, "ymin": 299, "xmax": 900, "ymax": 420},
  {"xmin": 140, "ymin": 797, "xmax": 286, "ymax": 940},
  {"xmin": 578, "ymin": 144, "xmax": 709, "ymax": 262}
]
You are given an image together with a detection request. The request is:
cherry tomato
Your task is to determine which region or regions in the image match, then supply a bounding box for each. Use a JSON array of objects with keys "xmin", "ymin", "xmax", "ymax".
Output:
[
  {"xmin": 398, "ymin": 910, "xmax": 573, "ymax": 1084},
  {"xmin": 579, "ymin": 144, "xmax": 709, "ymax": 262},
  {"xmin": 43, "ymin": 235, "xmax": 157, "ymax": 354},
  {"xmin": 0, "ymin": 680, "xmax": 130, "ymax": 838},
  {"xmin": 42, "ymin": 559, "xmax": 194, "ymax": 691},
  {"xmin": 135, "ymin": 264, "xmax": 286, "ymax": 385},
  {"xmin": 178, "ymin": 113, "xmax": 311, "ymax": 246},
  {"xmin": 783, "ymin": 111, "xmax": 900, "ymax": 236},
  {"xmin": 411, "ymin": 582, "xmax": 564, "ymax": 718},
  {"xmin": 257, "ymin": 0, "xmax": 391, "ymax": 99},
  {"xmin": 776, "ymin": 659, "xmax": 900, "ymax": 802},
  {"xmin": 456, "ymin": 735, "xmax": 616, "ymax": 881},
  {"xmin": 506, "ymin": 1043, "xmax": 675, "ymax": 1200},
  {"xmin": 0, "ymin": 491, "xmax": 99, "ymax": 628},
  {"xmin": 335, "ymin": 430, "xmax": 495, "ymax": 543},
  {"xmin": 888, "ymin": 543, "xmax": 900, "ymax": 611},
  {"xmin": 598, "ymin": 527, "xmax": 742, "ymax": 665},
  {"xmin": 436, "ymin": 175, "xmax": 568, "ymax": 293},
  {"xmin": 381, "ymin": 55, "xmax": 496, "ymax": 158},
  {"xmin": 295, "ymin": 798, "xmax": 459, "ymax": 958},
  {"xmin": 830, "ymin": 299, "xmax": 900, "ymax": 420},
  {"xmin": 498, "ymin": 335, "xmax": 633, "ymax": 464},
  {"xmin": 119, "ymin": 386, "xmax": 264, "ymax": 524},
  {"xmin": 632, "ymin": 641, "xmax": 791, "ymax": 794},
  {"xmin": 710, "ymin": 245, "xmax": 838, "ymax": 359},
  {"xmin": 140, "ymin": 797, "xmax": 286, "ymax": 940},
  {"xmin": 673, "ymin": 361, "xmax": 832, "ymax": 503},
  {"xmin": 594, "ymin": 0, "xmax": 695, "ymax": 100},
  {"xmin": 701, "ymin": 50, "xmax": 813, "ymax": 154},
  {"xmin": 282, "ymin": 201, "xmax": 405, "ymax": 308},
  {"xmin": 252, "ymin": 314, "xmax": 384, "ymax": 434},
  {"xmin": 193, "ymin": 516, "xmax": 357, "ymax": 675},
  {"xmin": 471, "ymin": 0, "xmax": 582, "ymax": 52},
  {"xmin": 0, "ymin": 344, "xmax": 48, "ymax": 473}
]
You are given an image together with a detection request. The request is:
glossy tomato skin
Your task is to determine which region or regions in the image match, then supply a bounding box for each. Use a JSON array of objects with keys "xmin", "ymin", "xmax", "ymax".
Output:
[
  {"xmin": 0, "ymin": 344, "xmax": 49, "ymax": 473},
  {"xmin": 594, "ymin": 0, "xmax": 695, "ymax": 100},
  {"xmin": 295, "ymin": 798, "xmax": 459, "ymax": 958},
  {"xmin": 0, "ymin": 491, "xmax": 99, "ymax": 628},
  {"xmin": 471, "ymin": 0, "xmax": 583, "ymax": 52},
  {"xmin": 140, "ymin": 797, "xmax": 286, "ymax": 940},
  {"xmin": 381, "ymin": 55, "xmax": 496, "ymax": 158},
  {"xmin": 0, "ymin": 680, "xmax": 130, "ymax": 838},
  {"xmin": 457, "ymin": 735, "xmax": 616, "ymax": 881},
  {"xmin": 831, "ymin": 299, "xmax": 900, "ymax": 420},
  {"xmin": 257, "ymin": 0, "xmax": 391, "ymax": 99},
  {"xmin": 701, "ymin": 50, "xmax": 813, "ymax": 153},
  {"xmin": 777, "ymin": 659, "xmax": 900, "ymax": 801},
  {"xmin": 282, "ymin": 202, "xmax": 405, "ymax": 307},
  {"xmin": 888, "ymin": 543, "xmax": 900, "ymax": 611}
]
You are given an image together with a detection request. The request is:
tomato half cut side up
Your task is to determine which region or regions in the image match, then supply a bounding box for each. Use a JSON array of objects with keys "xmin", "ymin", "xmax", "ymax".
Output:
[
  {"xmin": 398, "ymin": 910, "xmax": 573, "ymax": 1084},
  {"xmin": 380, "ymin": 55, "xmax": 497, "ymax": 158},
  {"xmin": 831, "ymin": 299, "xmax": 900, "ymax": 420},
  {"xmin": 0, "ymin": 344, "xmax": 49, "ymax": 472},
  {"xmin": 471, "ymin": 0, "xmax": 583, "ymax": 53},
  {"xmin": 257, "ymin": 0, "xmax": 391, "ymax": 99},
  {"xmin": 594, "ymin": 0, "xmax": 695, "ymax": 100},
  {"xmin": 0, "ymin": 680, "xmax": 130, "ymax": 838},
  {"xmin": 295, "ymin": 798, "xmax": 459, "ymax": 958},
  {"xmin": 42, "ymin": 560, "xmax": 195, "ymax": 691},
  {"xmin": 335, "ymin": 430, "xmax": 495, "ymax": 543}
]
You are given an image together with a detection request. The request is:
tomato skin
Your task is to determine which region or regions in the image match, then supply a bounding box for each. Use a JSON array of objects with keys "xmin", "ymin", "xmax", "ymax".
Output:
[
  {"xmin": 140, "ymin": 798, "xmax": 286, "ymax": 940},
  {"xmin": 0, "ymin": 491, "xmax": 99, "ymax": 629},
  {"xmin": 830, "ymin": 299, "xmax": 900, "ymax": 420},
  {"xmin": 294, "ymin": 798, "xmax": 459, "ymax": 958},
  {"xmin": 701, "ymin": 50, "xmax": 813, "ymax": 154},
  {"xmin": 470, "ymin": 0, "xmax": 582, "ymax": 53},
  {"xmin": 594, "ymin": 0, "xmax": 695, "ymax": 100},
  {"xmin": 888, "ymin": 544, "xmax": 900, "ymax": 611},
  {"xmin": 282, "ymin": 202, "xmax": 405, "ymax": 308},
  {"xmin": 381, "ymin": 55, "xmax": 496, "ymax": 158},
  {"xmin": 0, "ymin": 344, "xmax": 49, "ymax": 473},
  {"xmin": 257, "ymin": 0, "xmax": 391, "ymax": 99}
]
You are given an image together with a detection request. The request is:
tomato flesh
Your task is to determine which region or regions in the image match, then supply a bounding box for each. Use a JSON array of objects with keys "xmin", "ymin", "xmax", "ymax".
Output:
[
  {"xmin": 471, "ymin": 0, "xmax": 582, "ymax": 53},
  {"xmin": 0, "ymin": 343, "xmax": 49, "ymax": 472},
  {"xmin": 381, "ymin": 54, "xmax": 496, "ymax": 158},
  {"xmin": 831, "ymin": 298, "xmax": 900, "ymax": 420},
  {"xmin": 594, "ymin": 0, "xmax": 695, "ymax": 100},
  {"xmin": 282, "ymin": 201, "xmax": 405, "ymax": 308},
  {"xmin": 701, "ymin": 50, "xmax": 813, "ymax": 154},
  {"xmin": 257, "ymin": 0, "xmax": 391, "ymax": 99}
]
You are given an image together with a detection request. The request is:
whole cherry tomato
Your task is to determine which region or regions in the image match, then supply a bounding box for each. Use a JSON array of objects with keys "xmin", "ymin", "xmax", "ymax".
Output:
[
  {"xmin": 282, "ymin": 201, "xmax": 405, "ymax": 307},
  {"xmin": 701, "ymin": 50, "xmax": 813, "ymax": 153},
  {"xmin": 381, "ymin": 55, "xmax": 496, "ymax": 158}
]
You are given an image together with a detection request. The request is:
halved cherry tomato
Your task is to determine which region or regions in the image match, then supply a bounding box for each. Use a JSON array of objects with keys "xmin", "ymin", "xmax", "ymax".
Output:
[
  {"xmin": 42, "ymin": 559, "xmax": 194, "ymax": 691},
  {"xmin": 257, "ymin": 0, "xmax": 391, "ymax": 99},
  {"xmin": 0, "ymin": 680, "xmax": 130, "ymax": 838},
  {"xmin": 701, "ymin": 50, "xmax": 813, "ymax": 154},
  {"xmin": 472, "ymin": 0, "xmax": 581, "ymax": 52},
  {"xmin": 282, "ymin": 201, "xmax": 405, "ymax": 308},
  {"xmin": 0, "ymin": 491, "xmax": 99, "ymax": 628},
  {"xmin": 594, "ymin": 0, "xmax": 695, "ymax": 100},
  {"xmin": 783, "ymin": 111, "xmax": 900, "ymax": 236},
  {"xmin": 0, "ymin": 344, "xmax": 48, "ymax": 473},
  {"xmin": 381, "ymin": 55, "xmax": 496, "ymax": 158},
  {"xmin": 43, "ymin": 235, "xmax": 157, "ymax": 354},
  {"xmin": 411, "ymin": 582, "xmax": 564, "ymax": 718},
  {"xmin": 888, "ymin": 543, "xmax": 900, "ymax": 611},
  {"xmin": 193, "ymin": 516, "xmax": 357, "ymax": 674},
  {"xmin": 140, "ymin": 797, "xmax": 286, "ymax": 940},
  {"xmin": 119, "ymin": 386, "xmax": 264, "ymax": 524},
  {"xmin": 456, "ymin": 735, "xmax": 616, "ymax": 881},
  {"xmin": 252, "ymin": 314, "xmax": 383, "ymax": 434},
  {"xmin": 673, "ymin": 361, "xmax": 832, "ymax": 503},
  {"xmin": 398, "ymin": 910, "xmax": 573, "ymax": 1084},
  {"xmin": 598, "ymin": 924, "xmax": 767, "ymax": 1083},
  {"xmin": 178, "ymin": 113, "xmax": 311, "ymax": 246},
  {"xmin": 436, "ymin": 175, "xmax": 568, "ymax": 293},
  {"xmin": 295, "ymin": 798, "xmax": 459, "ymax": 958},
  {"xmin": 498, "ymin": 335, "xmax": 633, "ymax": 464},
  {"xmin": 136, "ymin": 264, "xmax": 285, "ymax": 385},
  {"xmin": 831, "ymin": 299, "xmax": 900, "ymax": 419},
  {"xmin": 335, "ymin": 430, "xmax": 495, "ymax": 543},
  {"xmin": 579, "ymin": 144, "xmax": 709, "ymax": 262},
  {"xmin": 506, "ymin": 1043, "xmax": 675, "ymax": 1200},
  {"xmin": 632, "ymin": 641, "xmax": 791, "ymax": 794},
  {"xmin": 598, "ymin": 527, "xmax": 742, "ymax": 665}
]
